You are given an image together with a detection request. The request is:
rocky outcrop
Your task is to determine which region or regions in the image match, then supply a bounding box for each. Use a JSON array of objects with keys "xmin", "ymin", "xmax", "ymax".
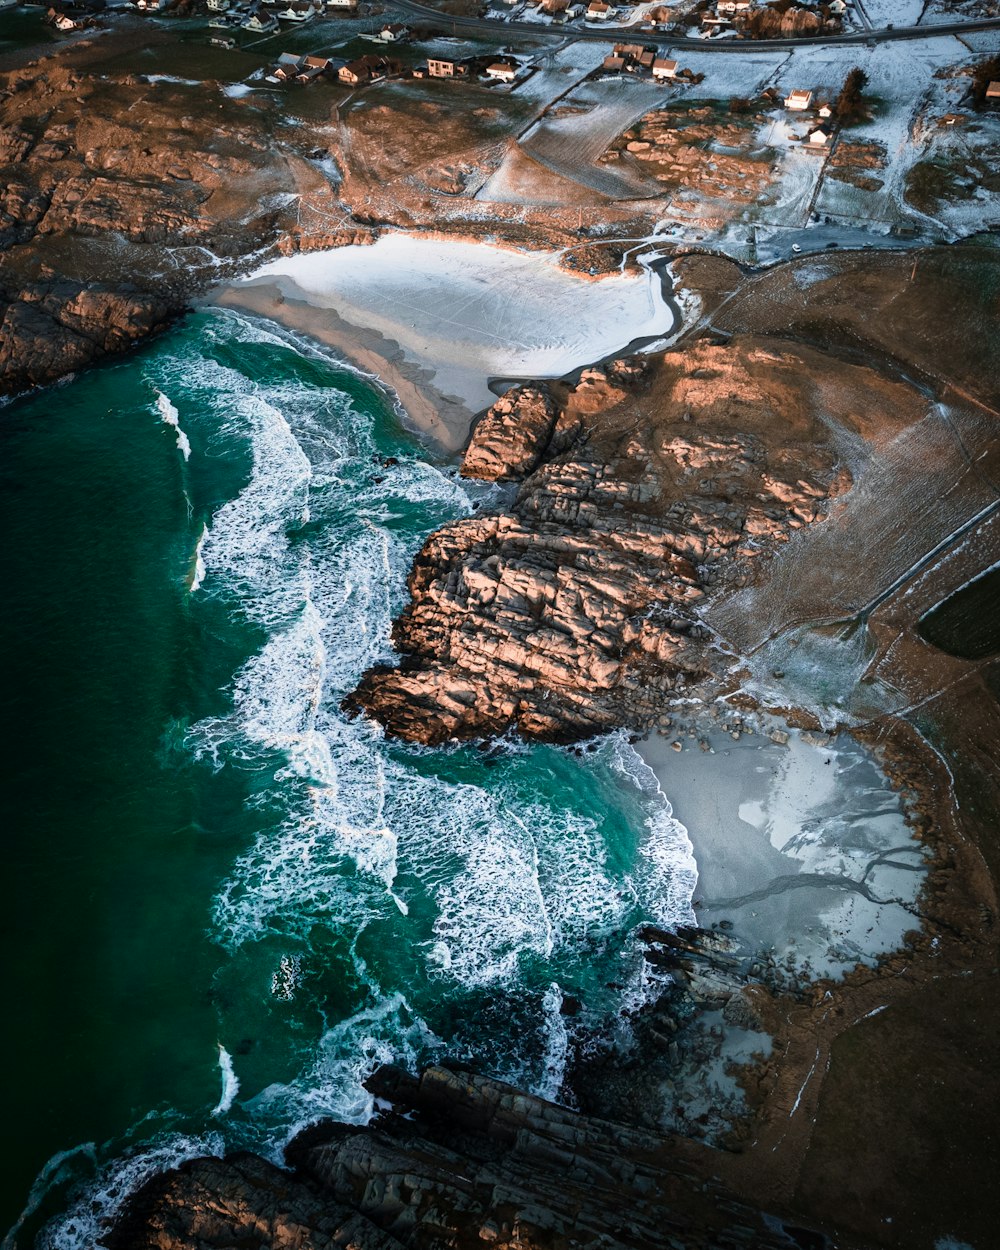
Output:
[
  {"xmin": 112, "ymin": 1065, "xmax": 828, "ymax": 1250},
  {"xmin": 347, "ymin": 340, "xmax": 860, "ymax": 744},
  {"xmin": 0, "ymin": 281, "xmax": 175, "ymax": 395},
  {"xmin": 0, "ymin": 47, "xmax": 331, "ymax": 398},
  {"xmin": 461, "ymin": 385, "xmax": 558, "ymax": 481}
]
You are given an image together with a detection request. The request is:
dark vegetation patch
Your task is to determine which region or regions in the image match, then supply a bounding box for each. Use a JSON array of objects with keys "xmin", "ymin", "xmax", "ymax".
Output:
[{"xmin": 918, "ymin": 565, "xmax": 1000, "ymax": 660}]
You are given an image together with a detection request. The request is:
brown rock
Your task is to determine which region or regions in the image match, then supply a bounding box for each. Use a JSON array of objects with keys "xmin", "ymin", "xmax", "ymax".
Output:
[{"xmin": 346, "ymin": 340, "xmax": 866, "ymax": 745}]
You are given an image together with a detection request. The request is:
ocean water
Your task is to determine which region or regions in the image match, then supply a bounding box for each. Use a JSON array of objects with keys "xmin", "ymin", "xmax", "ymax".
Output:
[{"xmin": 1, "ymin": 310, "xmax": 697, "ymax": 1249}]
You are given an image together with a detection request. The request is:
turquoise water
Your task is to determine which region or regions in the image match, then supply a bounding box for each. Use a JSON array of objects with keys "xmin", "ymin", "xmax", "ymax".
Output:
[{"xmin": 1, "ymin": 311, "xmax": 696, "ymax": 1248}]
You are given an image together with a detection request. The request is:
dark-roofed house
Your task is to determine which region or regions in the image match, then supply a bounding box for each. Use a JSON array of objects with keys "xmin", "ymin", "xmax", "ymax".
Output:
[{"xmin": 338, "ymin": 54, "xmax": 400, "ymax": 85}]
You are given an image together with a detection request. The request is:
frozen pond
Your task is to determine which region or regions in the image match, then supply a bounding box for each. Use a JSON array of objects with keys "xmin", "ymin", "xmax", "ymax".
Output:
[{"xmin": 642, "ymin": 725, "xmax": 927, "ymax": 983}]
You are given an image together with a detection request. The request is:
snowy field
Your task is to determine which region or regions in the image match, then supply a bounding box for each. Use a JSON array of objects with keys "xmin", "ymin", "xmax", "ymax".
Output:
[{"xmin": 243, "ymin": 234, "xmax": 675, "ymax": 410}]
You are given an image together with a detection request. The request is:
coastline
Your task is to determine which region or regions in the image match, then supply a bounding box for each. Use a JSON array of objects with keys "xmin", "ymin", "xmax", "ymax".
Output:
[
  {"xmin": 209, "ymin": 233, "xmax": 679, "ymax": 457},
  {"xmin": 210, "ymin": 280, "xmax": 480, "ymax": 454}
]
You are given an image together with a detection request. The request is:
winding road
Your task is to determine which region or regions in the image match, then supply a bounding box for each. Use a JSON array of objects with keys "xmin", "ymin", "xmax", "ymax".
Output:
[{"xmin": 392, "ymin": 0, "xmax": 1000, "ymax": 48}]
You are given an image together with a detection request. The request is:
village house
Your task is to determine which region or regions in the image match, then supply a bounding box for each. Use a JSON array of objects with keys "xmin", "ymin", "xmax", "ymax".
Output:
[
  {"xmin": 587, "ymin": 0, "xmax": 615, "ymax": 20},
  {"xmin": 986, "ymin": 81, "xmax": 1000, "ymax": 101},
  {"xmin": 651, "ymin": 56, "xmax": 677, "ymax": 80},
  {"xmin": 46, "ymin": 8, "xmax": 82, "ymax": 29},
  {"xmin": 785, "ymin": 88, "xmax": 813, "ymax": 110},
  {"xmin": 541, "ymin": 0, "xmax": 583, "ymax": 16},
  {"xmin": 485, "ymin": 60, "xmax": 518, "ymax": 82},
  {"xmin": 206, "ymin": 0, "xmax": 231, "ymax": 11},
  {"xmin": 339, "ymin": 54, "xmax": 399, "ymax": 85},
  {"xmin": 324, "ymin": 0, "xmax": 358, "ymax": 10},
  {"xmin": 242, "ymin": 7, "xmax": 277, "ymax": 29},
  {"xmin": 276, "ymin": 1, "xmax": 318, "ymax": 21},
  {"xmin": 379, "ymin": 22, "xmax": 409, "ymax": 40},
  {"xmin": 817, "ymin": 103, "xmax": 832, "ymax": 119},
  {"xmin": 806, "ymin": 126, "xmax": 831, "ymax": 147},
  {"xmin": 603, "ymin": 54, "xmax": 626, "ymax": 72},
  {"xmin": 828, "ymin": 0, "xmax": 847, "ymax": 14},
  {"xmin": 717, "ymin": 0, "xmax": 752, "ymax": 13},
  {"xmin": 271, "ymin": 51, "xmax": 304, "ymax": 80},
  {"xmin": 428, "ymin": 57, "xmax": 468, "ymax": 77},
  {"xmin": 268, "ymin": 52, "xmax": 331, "ymax": 82}
]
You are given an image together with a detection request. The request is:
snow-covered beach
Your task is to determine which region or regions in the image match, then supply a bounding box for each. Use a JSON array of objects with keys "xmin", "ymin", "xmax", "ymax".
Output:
[{"xmin": 214, "ymin": 233, "xmax": 677, "ymax": 449}]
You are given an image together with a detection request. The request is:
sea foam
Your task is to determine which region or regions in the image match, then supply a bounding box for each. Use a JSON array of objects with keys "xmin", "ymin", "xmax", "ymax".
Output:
[
  {"xmin": 211, "ymin": 1045, "xmax": 240, "ymax": 1117},
  {"xmin": 154, "ymin": 390, "xmax": 191, "ymax": 461}
]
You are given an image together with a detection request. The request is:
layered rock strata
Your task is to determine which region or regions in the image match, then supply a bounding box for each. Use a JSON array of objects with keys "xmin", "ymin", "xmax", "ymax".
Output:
[
  {"xmin": 112, "ymin": 1065, "xmax": 827, "ymax": 1250},
  {"xmin": 347, "ymin": 339, "xmax": 884, "ymax": 744}
]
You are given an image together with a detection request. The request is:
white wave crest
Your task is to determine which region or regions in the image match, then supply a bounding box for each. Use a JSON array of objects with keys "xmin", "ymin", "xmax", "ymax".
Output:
[
  {"xmin": 36, "ymin": 1131, "xmax": 225, "ymax": 1250},
  {"xmin": 190, "ymin": 523, "xmax": 208, "ymax": 593},
  {"xmin": 247, "ymin": 993, "xmax": 439, "ymax": 1146},
  {"xmin": 535, "ymin": 983, "xmax": 568, "ymax": 1103},
  {"xmin": 155, "ymin": 390, "xmax": 191, "ymax": 461},
  {"xmin": 607, "ymin": 733, "xmax": 698, "ymax": 932},
  {"xmin": 211, "ymin": 1045, "xmax": 240, "ymax": 1117}
]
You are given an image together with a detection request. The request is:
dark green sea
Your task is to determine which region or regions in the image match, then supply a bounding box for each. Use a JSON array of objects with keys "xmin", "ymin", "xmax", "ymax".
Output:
[{"xmin": 1, "ymin": 310, "xmax": 697, "ymax": 1248}]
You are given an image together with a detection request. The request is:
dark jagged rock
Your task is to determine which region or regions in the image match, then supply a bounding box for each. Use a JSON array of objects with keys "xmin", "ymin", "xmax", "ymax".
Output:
[
  {"xmin": 113, "ymin": 1066, "xmax": 832, "ymax": 1250},
  {"xmin": 0, "ymin": 281, "xmax": 175, "ymax": 396}
]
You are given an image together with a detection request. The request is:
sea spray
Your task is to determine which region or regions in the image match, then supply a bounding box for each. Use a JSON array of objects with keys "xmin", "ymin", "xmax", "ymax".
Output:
[
  {"xmin": 536, "ymin": 983, "xmax": 569, "ymax": 1103},
  {"xmin": 211, "ymin": 1046, "xmax": 240, "ymax": 1117},
  {"xmin": 190, "ymin": 523, "xmax": 207, "ymax": 593},
  {"xmin": 154, "ymin": 390, "xmax": 192, "ymax": 461}
]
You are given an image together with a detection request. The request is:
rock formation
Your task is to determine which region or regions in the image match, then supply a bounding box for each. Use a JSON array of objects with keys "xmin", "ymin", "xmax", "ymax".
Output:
[
  {"xmin": 0, "ymin": 46, "xmax": 335, "ymax": 398},
  {"xmin": 111, "ymin": 1065, "xmax": 828, "ymax": 1250},
  {"xmin": 347, "ymin": 339, "xmax": 883, "ymax": 744}
]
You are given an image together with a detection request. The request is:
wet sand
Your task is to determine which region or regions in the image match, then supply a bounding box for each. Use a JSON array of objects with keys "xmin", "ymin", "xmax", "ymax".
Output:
[{"xmin": 211, "ymin": 280, "xmax": 479, "ymax": 454}]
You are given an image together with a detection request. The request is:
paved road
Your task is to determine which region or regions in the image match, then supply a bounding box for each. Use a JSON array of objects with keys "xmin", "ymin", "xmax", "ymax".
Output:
[{"xmin": 392, "ymin": 0, "xmax": 1000, "ymax": 49}]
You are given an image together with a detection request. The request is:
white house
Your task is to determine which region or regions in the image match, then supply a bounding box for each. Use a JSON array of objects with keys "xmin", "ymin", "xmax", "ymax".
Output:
[
  {"xmin": 785, "ymin": 88, "xmax": 813, "ymax": 110},
  {"xmin": 651, "ymin": 56, "xmax": 677, "ymax": 80},
  {"xmin": 485, "ymin": 61, "xmax": 518, "ymax": 82},
  {"xmin": 206, "ymin": 0, "xmax": 231, "ymax": 12},
  {"xmin": 325, "ymin": 0, "xmax": 358, "ymax": 9},
  {"xmin": 587, "ymin": 0, "xmax": 615, "ymax": 19},
  {"xmin": 277, "ymin": 2, "xmax": 317, "ymax": 19},
  {"xmin": 243, "ymin": 9, "xmax": 278, "ymax": 30},
  {"xmin": 806, "ymin": 126, "xmax": 830, "ymax": 146},
  {"xmin": 717, "ymin": 0, "xmax": 752, "ymax": 13},
  {"xmin": 379, "ymin": 23, "xmax": 409, "ymax": 39},
  {"xmin": 828, "ymin": 0, "xmax": 847, "ymax": 13}
]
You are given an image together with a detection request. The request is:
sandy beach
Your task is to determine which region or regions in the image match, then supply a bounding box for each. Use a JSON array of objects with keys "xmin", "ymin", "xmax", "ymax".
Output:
[{"xmin": 212, "ymin": 234, "xmax": 676, "ymax": 453}]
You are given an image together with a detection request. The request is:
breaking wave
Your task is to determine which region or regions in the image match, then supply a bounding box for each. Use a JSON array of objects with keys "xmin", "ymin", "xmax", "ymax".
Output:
[
  {"xmin": 211, "ymin": 1046, "xmax": 240, "ymax": 1118},
  {"xmin": 30, "ymin": 307, "xmax": 698, "ymax": 1248},
  {"xmin": 154, "ymin": 390, "xmax": 191, "ymax": 461}
]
